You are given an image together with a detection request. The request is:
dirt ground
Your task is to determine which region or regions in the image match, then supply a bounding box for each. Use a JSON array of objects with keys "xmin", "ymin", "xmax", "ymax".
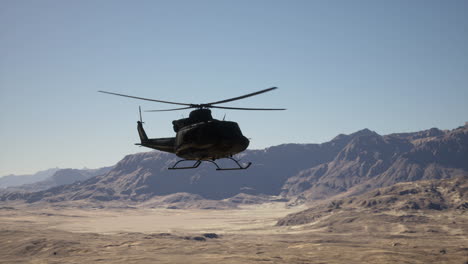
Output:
[{"xmin": 0, "ymin": 203, "xmax": 467, "ymax": 264}]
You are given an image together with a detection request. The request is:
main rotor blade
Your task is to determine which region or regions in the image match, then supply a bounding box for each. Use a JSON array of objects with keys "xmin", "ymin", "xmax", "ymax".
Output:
[
  {"xmin": 98, "ymin": 91, "xmax": 192, "ymax": 106},
  {"xmin": 145, "ymin": 106, "xmax": 193, "ymax": 112},
  {"xmin": 209, "ymin": 105, "xmax": 286, "ymax": 111},
  {"xmin": 206, "ymin": 87, "xmax": 278, "ymax": 106}
]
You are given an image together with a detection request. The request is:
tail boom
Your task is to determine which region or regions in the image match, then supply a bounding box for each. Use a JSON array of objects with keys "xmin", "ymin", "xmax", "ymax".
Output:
[{"xmin": 136, "ymin": 121, "xmax": 176, "ymax": 153}]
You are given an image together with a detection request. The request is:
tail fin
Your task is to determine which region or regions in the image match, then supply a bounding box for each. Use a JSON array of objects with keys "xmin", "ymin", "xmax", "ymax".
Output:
[{"xmin": 137, "ymin": 121, "xmax": 148, "ymax": 143}]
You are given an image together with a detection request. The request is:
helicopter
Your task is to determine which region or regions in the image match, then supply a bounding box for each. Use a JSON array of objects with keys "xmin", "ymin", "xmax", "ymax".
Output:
[{"xmin": 98, "ymin": 87, "xmax": 285, "ymax": 170}]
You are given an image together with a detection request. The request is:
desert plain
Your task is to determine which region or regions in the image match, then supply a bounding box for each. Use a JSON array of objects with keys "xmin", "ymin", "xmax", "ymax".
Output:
[{"xmin": 0, "ymin": 201, "xmax": 467, "ymax": 264}]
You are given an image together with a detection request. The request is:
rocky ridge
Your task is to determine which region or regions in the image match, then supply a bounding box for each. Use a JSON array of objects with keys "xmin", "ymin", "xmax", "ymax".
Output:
[
  {"xmin": 276, "ymin": 175, "xmax": 468, "ymax": 226},
  {"xmin": 1, "ymin": 124, "xmax": 466, "ymax": 204}
]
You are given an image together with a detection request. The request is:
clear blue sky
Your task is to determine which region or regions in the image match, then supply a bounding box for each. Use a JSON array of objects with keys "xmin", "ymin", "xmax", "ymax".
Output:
[{"xmin": 1, "ymin": 0, "xmax": 467, "ymax": 176}]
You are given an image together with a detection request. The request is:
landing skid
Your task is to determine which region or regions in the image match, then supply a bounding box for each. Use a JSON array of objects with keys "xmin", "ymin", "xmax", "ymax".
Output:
[{"xmin": 168, "ymin": 157, "xmax": 252, "ymax": 171}]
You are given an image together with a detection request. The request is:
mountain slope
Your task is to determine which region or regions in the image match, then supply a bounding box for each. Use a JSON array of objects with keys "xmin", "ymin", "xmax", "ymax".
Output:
[
  {"xmin": 1, "ymin": 125, "xmax": 466, "ymax": 204},
  {"xmin": 281, "ymin": 125, "xmax": 468, "ymax": 202},
  {"xmin": 8, "ymin": 138, "xmax": 351, "ymax": 202},
  {"xmin": 277, "ymin": 175, "xmax": 468, "ymax": 226}
]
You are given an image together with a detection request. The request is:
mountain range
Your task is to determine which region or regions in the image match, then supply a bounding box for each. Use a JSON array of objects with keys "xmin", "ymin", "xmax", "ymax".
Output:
[
  {"xmin": 0, "ymin": 168, "xmax": 61, "ymax": 188},
  {"xmin": 0, "ymin": 167, "xmax": 112, "ymax": 194},
  {"xmin": 282, "ymin": 125, "xmax": 468, "ymax": 203},
  {"xmin": 1, "ymin": 124, "xmax": 466, "ymax": 205}
]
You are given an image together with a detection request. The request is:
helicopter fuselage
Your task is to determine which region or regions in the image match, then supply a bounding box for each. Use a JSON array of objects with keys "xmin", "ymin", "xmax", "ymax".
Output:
[
  {"xmin": 175, "ymin": 119, "xmax": 249, "ymax": 160},
  {"xmin": 137, "ymin": 119, "xmax": 249, "ymax": 161}
]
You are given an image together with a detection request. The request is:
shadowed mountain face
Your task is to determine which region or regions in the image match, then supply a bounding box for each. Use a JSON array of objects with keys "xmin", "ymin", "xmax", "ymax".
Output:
[
  {"xmin": 9, "ymin": 138, "xmax": 351, "ymax": 202},
  {"xmin": 281, "ymin": 125, "xmax": 468, "ymax": 201},
  {"xmin": 1, "ymin": 125, "xmax": 467, "ymax": 203}
]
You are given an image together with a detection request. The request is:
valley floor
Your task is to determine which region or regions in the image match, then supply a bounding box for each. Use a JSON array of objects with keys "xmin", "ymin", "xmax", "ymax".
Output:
[{"xmin": 0, "ymin": 203, "xmax": 467, "ymax": 264}]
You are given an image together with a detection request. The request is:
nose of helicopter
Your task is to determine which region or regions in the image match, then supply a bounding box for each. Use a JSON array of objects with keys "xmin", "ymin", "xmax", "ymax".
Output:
[
  {"xmin": 232, "ymin": 135, "xmax": 250, "ymax": 154},
  {"xmin": 241, "ymin": 136, "xmax": 250, "ymax": 150}
]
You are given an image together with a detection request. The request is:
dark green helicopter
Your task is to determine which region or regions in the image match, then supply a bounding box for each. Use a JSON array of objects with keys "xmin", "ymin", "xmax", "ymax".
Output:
[{"xmin": 99, "ymin": 87, "xmax": 285, "ymax": 170}]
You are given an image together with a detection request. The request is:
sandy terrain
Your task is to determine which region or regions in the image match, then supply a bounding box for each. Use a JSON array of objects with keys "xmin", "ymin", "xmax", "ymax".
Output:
[{"xmin": 0, "ymin": 203, "xmax": 467, "ymax": 264}]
